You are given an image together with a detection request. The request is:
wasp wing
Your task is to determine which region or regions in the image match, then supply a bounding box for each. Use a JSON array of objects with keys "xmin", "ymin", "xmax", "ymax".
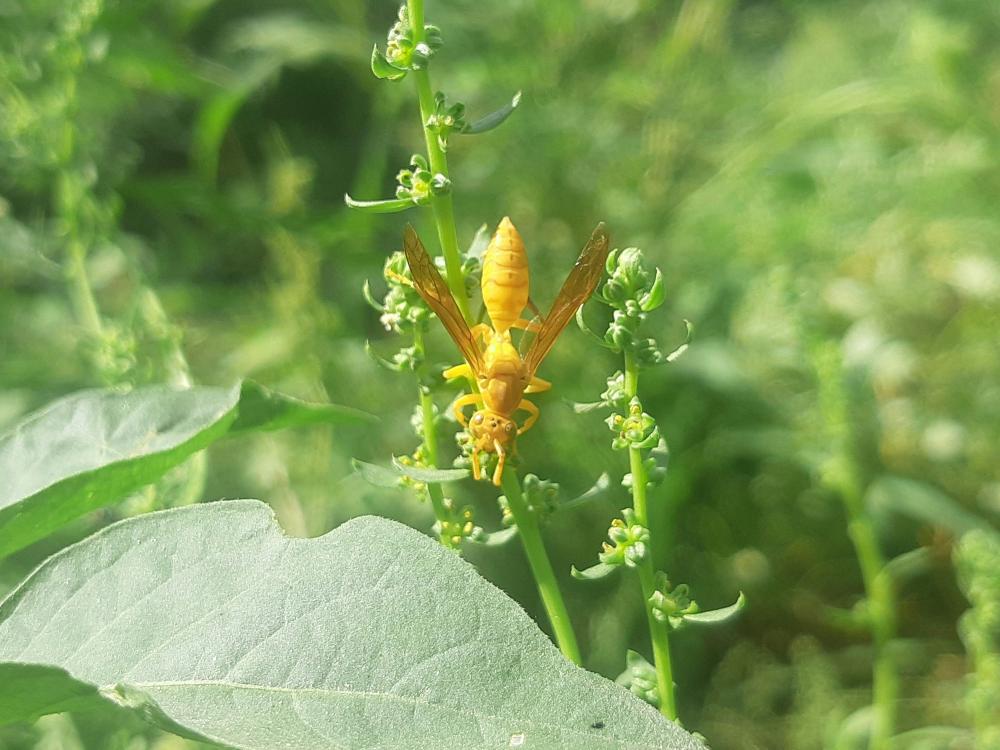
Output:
[
  {"xmin": 523, "ymin": 222, "xmax": 611, "ymax": 376},
  {"xmin": 402, "ymin": 225, "xmax": 484, "ymax": 373}
]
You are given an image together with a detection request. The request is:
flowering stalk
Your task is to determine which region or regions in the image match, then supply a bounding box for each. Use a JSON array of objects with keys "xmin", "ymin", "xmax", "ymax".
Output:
[
  {"xmin": 574, "ymin": 246, "xmax": 740, "ymax": 719},
  {"xmin": 405, "ymin": 0, "xmax": 469, "ymax": 319},
  {"xmin": 356, "ymin": 1, "xmax": 579, "ymax": 654},
  {"xmin": 623, "ymin": 351, "xmax": 677, "ymax": 719},
  {"xmin": 813, "ymin": 343, "xmax": 897, "ymax": 750}
]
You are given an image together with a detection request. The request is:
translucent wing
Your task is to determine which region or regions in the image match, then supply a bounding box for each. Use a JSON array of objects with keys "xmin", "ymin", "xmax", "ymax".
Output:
[
  {"xmin": 402, "ymin": 225, "xmax": 484, "ymax": 373},
  {"xmin": 523, "ymin": 222, "xmax": 611, "ymax": 376}
]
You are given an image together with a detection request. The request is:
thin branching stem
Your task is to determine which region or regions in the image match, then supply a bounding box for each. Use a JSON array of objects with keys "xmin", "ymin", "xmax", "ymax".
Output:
[
  {"xmin": 501, "ymin": 469, "xmax": 582, "ymax": 665},
  {"xmin": 407, "ymin": 0, "xmax": 471, "ymax": 321},
  {"xmin": 624, "ymin": 351, "xmax": 677, "ymax": 719}
]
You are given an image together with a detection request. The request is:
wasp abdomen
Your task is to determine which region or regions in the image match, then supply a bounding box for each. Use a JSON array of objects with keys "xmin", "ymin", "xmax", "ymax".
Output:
[{"xmin": 482, "ymin": 216, "xmax": 530, "ymax": 333}]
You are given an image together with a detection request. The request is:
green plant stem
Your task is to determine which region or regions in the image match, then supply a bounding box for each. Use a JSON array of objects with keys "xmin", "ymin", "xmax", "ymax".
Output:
[
  {"xmin": 501, "ymin": 470, "xmax": 582, "ymax": 666},
  {"xmin": 837, "ymin": 465, "xmax": 897, "ymax": 750},
  {"xmin": 412, "ymin": 325, "xmax": 450, "ymax": 527},
  {"xmin": 624, "ymin": 351, "xmax": 677, "ymax": 720},
  {"xmin": 814, "ymin": 343, "xmax": 897, "ymax": 750},
  {"xmin": 406, "ymin": 0, "xmax": 471, "ymax": 321},
  {"xmin": 58, "ymin": 70, "xmax": 104, "ymax": 342}
]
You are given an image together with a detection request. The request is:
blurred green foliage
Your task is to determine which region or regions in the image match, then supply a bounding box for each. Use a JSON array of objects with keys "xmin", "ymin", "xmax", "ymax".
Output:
[{"xmin": 1, "ymin": 0, "xmax": 999, "ymax": 748}]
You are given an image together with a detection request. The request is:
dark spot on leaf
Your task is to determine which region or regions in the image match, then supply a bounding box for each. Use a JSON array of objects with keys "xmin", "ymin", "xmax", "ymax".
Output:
[{"xmin": 591, "ymin": 721, "xmax": 605, "ymax": 730}]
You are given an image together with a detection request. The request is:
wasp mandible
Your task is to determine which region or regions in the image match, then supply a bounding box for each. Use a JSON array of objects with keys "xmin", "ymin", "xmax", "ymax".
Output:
[{"xmin": 403, "ymin": 217, "xmax": 610, "ymax": 486}]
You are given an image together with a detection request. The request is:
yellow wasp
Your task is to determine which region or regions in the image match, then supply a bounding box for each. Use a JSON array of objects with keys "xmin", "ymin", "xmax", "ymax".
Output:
[{"xmin": 403, "ymin": 217, "xmax": 610, "ymax": 486}]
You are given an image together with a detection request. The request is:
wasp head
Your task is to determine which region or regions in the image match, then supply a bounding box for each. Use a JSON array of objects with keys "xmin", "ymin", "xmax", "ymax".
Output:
[{"xmin": 469, "ymin": 410, "xmax": 517, "ymax": 452}]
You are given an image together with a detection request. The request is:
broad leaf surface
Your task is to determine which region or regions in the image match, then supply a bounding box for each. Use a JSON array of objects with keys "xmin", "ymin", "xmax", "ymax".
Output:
[
  {"xmin": 0, "ymin": 501, "xmax": 704, "ymax": 750},
  {"xmin": 0, "ymin": 382, "xmax": 370, "ymax": 558}
]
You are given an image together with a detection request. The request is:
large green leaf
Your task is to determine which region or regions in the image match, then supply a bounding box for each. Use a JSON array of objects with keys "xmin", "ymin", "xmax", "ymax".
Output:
[
  {"xmin": 0, "ymin": 501, "xmax": 703, "ymax": 750},
  {"xmin": 0, "ymin": 382, "xmax": 372, "ymax": 558},
  {"xmin": 866, "ymin": 475, "xmax": 991, "ymax": 536}
]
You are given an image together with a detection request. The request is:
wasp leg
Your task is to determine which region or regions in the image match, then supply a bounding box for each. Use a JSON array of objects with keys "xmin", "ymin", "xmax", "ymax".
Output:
[
  {"xmin": 515, "ymin": 398, "xmax": 541, "ymax": 436},
  {"xmin": 469, "ymin": 323, "xmax": 493, "ymax": 344},
  {"xmin": 452, "ymin": 393, "xmax": 481, "ymax": 427},
  {"xmin": 385, "ymin": 269, "xmax": 414, "ymax": 288},
  {"xmin": 524, "ymin": 376, "xmax": 551, "ymax": 394},
  {"xmin": 444, "ymin": 363, "xmax": 474, "ymax": 382},
  {"xmin": 511, "ymin": 318, "xmax": 542, "ymax": 334},
  {"xmin": 492, "ymin": 439, "xmax": 507, "ymax": 486},
  {"xmin": 471, "ymin": 447, "xmax": 483, "ymax": 482}
]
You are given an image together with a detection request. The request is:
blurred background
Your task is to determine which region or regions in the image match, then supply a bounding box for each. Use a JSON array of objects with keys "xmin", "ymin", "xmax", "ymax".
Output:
[{"xmin": 1, "ymin": 0, "xmax": 999, "ymax": 748}]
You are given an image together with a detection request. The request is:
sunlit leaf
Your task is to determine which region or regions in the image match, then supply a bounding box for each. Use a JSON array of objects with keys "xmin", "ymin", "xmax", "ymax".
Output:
[
  {"xmin": 0, "ymin": 501, "xmax": 705, "ymax": 750},
  {"xmin": 571, "ymin": 562, "xmax": 620, "ymax": 581},
  {"xmin": 370, "ymin": 45, "xmax": 407, "ymax": 81},
  {"xmin": 462, "ymin": 91, "xmax": 522, "ymax": 135},
  {"xmin": 352, "ymin": 457, "xmax": 469, "ymax": 487},
  {"xmin": 344, "ymin": 193, "xmax": 416, "ymax": 213},
  {"xmin": 680, "ymin": 592, "xmax": 746, "ymax": 627},
  {"xmin": 0, "ymin": 382, "xmax": 370, "ymax": 558}
]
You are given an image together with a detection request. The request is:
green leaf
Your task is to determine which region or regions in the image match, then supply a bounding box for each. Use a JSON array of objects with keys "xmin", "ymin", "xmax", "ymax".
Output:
[
  {"xmin": 571, "ymin": 562, "xmax": 620, "ymax": 581},
  {"xmin": 881, "ymin": 547, "xmax": 933, "ymax": 584},
  {"xmin": 469, "ymin": 526, "xmax": 519, "ymax": 546},
  {"xmin": 681, "ymin": 592, "xmax": 746, "ymax": 627},
  {"xmin": 561, "ymin": 473, "xmax": 614, "ymax": 512},
  {"xmin": 391, "ymin": 456, "xmax": 469, "ymax": 483},
  {"xmin": 0, "ymin": 383, "xmax": 370, "ymax": 558},
  {"xmin": 462, "ymin": 91, "xmax": 522, "ymax": 135},
  {"xmin": 352, "ymin": 458, "xmax": 469, "ymax": 488},
  {"xmin": 343, "ymin": 193, "xmax": 416, "ymax": 213},
  {"xmin": 370, "ymin": 45, "xmax": 407, "ymax": 80},
  {"xmin": 0, "ymin": 664, "xmax": 101, "ymax": 723},
  {"xmin": 867, "ymin": 475, "xmax": 990, "ymax": 536},
  {"xmin": 465, "ymin": 223, "xmax": 491, "ymax": 261},
  {"xmin": 231, "ymin": 381, "xmax": 375, "ymax": 434},
  {"xmin": 570, "ymin": 399, "xmax": 609, "ymax": 414},
  {"xmin": 888, "ymin": 726, "xmax": 973, "ymax": 749},
  {"xmin": 0, "ymin": 502, "xmax": 704, "ymax": 750}
]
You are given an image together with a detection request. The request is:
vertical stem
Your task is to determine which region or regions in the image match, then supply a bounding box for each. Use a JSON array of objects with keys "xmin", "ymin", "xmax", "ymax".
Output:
[
  {"xmin": 840, "ymin": 469, "xmax": 897, "ymax": 750},
  {"xmin": 814, "ymin": 343, "xmax": 896, "ymax": 750},
  {"xmin": 412, "ymin": 325, "xmax": 450, "ymax": 527},
  {"xmin": 501, "ymin": 470, "xmax": 582, "ymax": 666},
  {"xmin": 406, "ymin": 0, "xmax": 471, "ymax": 321},
  {"xmin": 58, "ymin": 69, "xmax": 104, "ymax": 343},
  {"xmin": 625, "ymin": 351, "xmax": 678, "ymax": 719}
]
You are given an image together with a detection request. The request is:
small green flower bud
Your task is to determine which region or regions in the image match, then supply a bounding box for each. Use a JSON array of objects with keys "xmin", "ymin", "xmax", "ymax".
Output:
[{"xmin": 598, "ymin": 510, "xmax": 650, "ymax": 569}]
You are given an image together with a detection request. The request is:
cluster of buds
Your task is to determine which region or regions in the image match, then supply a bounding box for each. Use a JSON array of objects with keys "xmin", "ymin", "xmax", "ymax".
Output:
[
  {"xmin": 395, "ymin": 447, "xmax": 430, "ymax": 500},
  {"xmin": 498, "ymin": 474, "xmax": 560, "ymax": 526},
  {"xmin": 956, "ymin": 530, "xmax": 1000, "ymax": 746},
  {"xmin": 648, "ymin": 572, "xmax": 699, "ymax": 629},
  {"xmin": 87, "ymin": 322, "xmax": 137, "ymax": 384},
  {"xmin": 371, "ymin": 6, "xmax": 443, "ymax": 81},
  {"xmin": 363, "ymin": 251, "xmax": 431, "ymax": 372},
  {"xmin": 578, "ymin": 246, "xmax": 688, "ymax": 368},
  {"xmin": 605, "ymin": 396, "xmax": 668, "ymax": 491},
  {"xmin": 607, "ymin": 397, "xmax": 659, "ymax": 451},
  {"xmin": 598, "ymin": 508, "xmax": 650, "ymax": 569},
  {"xmin": 433, "ymin": 497, "xmax": 485, "ymax": 549},
  {"xmin": 598, "ymin": 248, "xmax": 665, "ymax": 366},
  {"xmin": 396, "ymin": 154, "xmax": 450, "ymax": 206},
  {"xmin": 426, "ymin": 92, "xmax": 467, "ymax": 151},
  {"xmin": 615, "ymin": 650, "xmax": 660, "ymax": 708}
]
